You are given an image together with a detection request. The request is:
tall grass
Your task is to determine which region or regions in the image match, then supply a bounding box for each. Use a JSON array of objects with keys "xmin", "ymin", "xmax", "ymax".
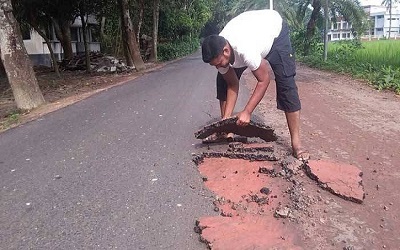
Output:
[
  {"xmin": 301, "ymin": 40, "xmax": 400, "ymax": 94},
  {"xmin": 329, "ymin": 40, "xmax": 400, "ymax": 68}
]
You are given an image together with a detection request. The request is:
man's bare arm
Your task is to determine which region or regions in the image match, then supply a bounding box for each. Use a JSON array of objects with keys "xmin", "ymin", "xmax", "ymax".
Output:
[{"xmin": 236, "ymin": 59, "xmax": 271, "ymax": 126}]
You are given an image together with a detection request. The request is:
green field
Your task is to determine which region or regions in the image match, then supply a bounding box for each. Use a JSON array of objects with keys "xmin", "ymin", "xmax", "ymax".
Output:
[
  {"xmin": 303, "ymin": 39, "xmax": 400, "ymax": 93},
  {"xmin": 329, "ymin": 40, "xmax": 400, "ymax": 68}
]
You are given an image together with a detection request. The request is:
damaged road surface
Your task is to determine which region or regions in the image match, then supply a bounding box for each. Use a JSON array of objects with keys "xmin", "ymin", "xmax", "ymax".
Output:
[
  {"xmin": 193, "ymin": 121, "xmax": 365, "ymax": 249},
  {"xmin": 2, "ymin": 50, "xmax": 400, "ymax": 250}
]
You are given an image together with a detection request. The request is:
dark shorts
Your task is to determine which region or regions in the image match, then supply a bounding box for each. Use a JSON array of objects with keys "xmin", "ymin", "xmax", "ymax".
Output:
[{"xmin": 216, "ymin": 21, "xmax": 301, "ymax": 113}]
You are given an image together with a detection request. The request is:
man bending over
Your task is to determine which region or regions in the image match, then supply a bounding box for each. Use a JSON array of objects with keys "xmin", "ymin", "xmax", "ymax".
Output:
[{"xmin": 201, "ymin": 9, "xmax": 309, "ymax": 160}]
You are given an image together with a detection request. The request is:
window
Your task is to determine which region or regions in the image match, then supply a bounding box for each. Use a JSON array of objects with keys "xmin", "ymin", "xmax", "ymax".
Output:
[
  {"xmin": 347, "ymin": 33, "xmax": 351, "ymax": 38},
  {"xmin": 333, "ymin": 34, "xmax": 338, "ymax": 39},
  {"xmin": 333, "ymin": 23, "xmax": 338, "ymax": 29},
  {"xmin": 377, "ymin": 15, "xmax": 384, "ymax": 19},
  {"xmin": 342, "ymin": 33, "xmax": 346, "ymax": 39},
  {"xmin": 70, "ymin": 27, "xmax": 79, "ymax": 41},
  {"xmin": 343, "ymin": 22, "xmax": 348, "ymax": 29},
  {"xmin": 377, "ymin": 28, "xmax": 383, "ymax": 31}
]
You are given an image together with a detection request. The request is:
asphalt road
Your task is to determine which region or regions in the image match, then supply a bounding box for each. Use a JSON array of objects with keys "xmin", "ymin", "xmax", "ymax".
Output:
[{"xmin": 0, "ymin": 51, "xmax": 250, "ymax": 249}]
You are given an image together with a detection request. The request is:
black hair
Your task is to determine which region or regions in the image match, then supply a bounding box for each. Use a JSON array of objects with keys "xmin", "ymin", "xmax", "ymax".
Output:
[{"xmin": 201, "ymin": 35, "xmax": 226, "ymax": 63}]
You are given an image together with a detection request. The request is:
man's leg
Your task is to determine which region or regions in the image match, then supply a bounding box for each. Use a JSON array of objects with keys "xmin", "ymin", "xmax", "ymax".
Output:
[
  {"xmin": 285, "ymin": 110, "xmax": 308, "ymax": 160},
  {"xmin": 218, "ymin": 100, "xmax": 235, "ymax": 140},
  {"xmin": 265, "ymin": 21, "xmax": 309, "ymax": 160},
  {"xmin": 203, "ymin": 74, "xmax": 230, "ymax": 143}
]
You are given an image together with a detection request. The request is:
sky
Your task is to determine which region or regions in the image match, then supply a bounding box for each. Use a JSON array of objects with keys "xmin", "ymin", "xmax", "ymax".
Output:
[
  {"xmin": 360, "ymin": 0, "xmax": 382, "ymax": 6},
  {"xmin": 360, "ymin": 0, "xmax": 400, "ymax": 6}
]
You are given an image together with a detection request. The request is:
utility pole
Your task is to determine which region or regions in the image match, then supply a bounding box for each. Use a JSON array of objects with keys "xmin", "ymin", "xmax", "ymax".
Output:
[{"xmin": 323, "ymin": 0, "xmax": 329, "ymax": 61}]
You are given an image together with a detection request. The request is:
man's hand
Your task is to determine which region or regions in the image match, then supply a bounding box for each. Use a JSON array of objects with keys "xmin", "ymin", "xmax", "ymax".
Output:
[{"xmin": 236, "ymin": 110, "xmax": 251, "ymax": 126}]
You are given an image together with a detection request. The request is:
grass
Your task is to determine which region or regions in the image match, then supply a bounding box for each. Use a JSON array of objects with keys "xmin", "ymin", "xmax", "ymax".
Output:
[
  {"xmin": 300, "ymin": 39, "xmax": 400, "ymax": 94},
  {"xmin": 0, "ymin": 110, "xmax": 22, "ymax": 130},
  {"xmin": 330, "ymin": 40, "xmax": 400, "ymax": 68}
]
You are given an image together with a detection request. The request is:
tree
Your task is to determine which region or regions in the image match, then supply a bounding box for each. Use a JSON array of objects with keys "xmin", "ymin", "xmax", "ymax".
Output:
[
  {"xmin": 226, "ymin": 0, "xmax": 365, "ymax": 55},
  {"xmin": 77, "ymin": 0, "xmax": 99, "ymax": 72},
  {"xmin": 382, "ymin": 0, "xmax": 399, "ymax": 38},
  {"xmin": 11, "ymin": 0, "xmax": 61, "ymax": 77},
  {"xmin": 136, "ymin": 0, "xmax": 145, "ymax": 41},
  {"xmin": 305, "ymin": 0, "xmax": 322, "ymax": 55},
  {"xmin": 118, "ymin": 0, "xmax": 145, "ymax": 70},
  {"xmin": 149, "ymin": 0, "xmax": 160, "ymax": 61},
  {"xmin": 303, "ymin": 0, "xmax": 366, "ymax": 55},
  {"xmin": 0, "ymin": 0, "xmax": 45, "ymax": 109},
  {"xmin": 45, "ymin": 0, "xmax": 78, "ymax": 60}
]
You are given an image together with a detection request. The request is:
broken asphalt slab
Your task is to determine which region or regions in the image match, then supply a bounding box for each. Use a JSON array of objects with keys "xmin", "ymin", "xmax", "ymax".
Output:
[
  {"xmin": 195, "ymin": 156, "xmax": 303, "ymax": 249},
  {"xmin": 192, "ymin": 142, "xmax": 280, "ymax": 165},
  {"xmin": 304, "ymin": 160, "xmax": 365, "ymax": 204},
  {"xmin": 194, "ymin": 117, "xmax": 277, "ymax": 142}
]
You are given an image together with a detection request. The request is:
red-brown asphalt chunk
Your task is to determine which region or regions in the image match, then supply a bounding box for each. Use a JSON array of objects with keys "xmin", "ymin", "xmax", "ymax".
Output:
[
  {"xmin": 194, "ymin": 117, "xmax": 277, "ymax": 142},
  {"xmin": 196, "ymin": 157, "xmax": 303, "ymax": 249},
  {"xmin": 196, "ymin": 215, "xmax": 303, "ymax": 250},
  {"xmin": 304, "ymin": 160, "xmax": 365, "ymax": 204}
]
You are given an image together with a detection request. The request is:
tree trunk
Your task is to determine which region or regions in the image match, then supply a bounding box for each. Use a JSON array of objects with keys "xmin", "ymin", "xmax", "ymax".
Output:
[
  {"xmin": 53, "ymin": 19, "xmax": 74, "ymax": 60},
  {"xmin": 136, "ymin": 0, "xmax": 144, "ymax": 42},
  {"xmin": 120, "ymin": 19, "xmax": 133, "ymax": 66},
  {"xmin": 0, "ymin": 0, "xmax": 45, "ymax": 109},
  {"xmin": 27, "ymin": 10, "xmax": 60, "ymax": 77},
  {"xmin": 100, "ymin": 16, "xmax": 106, "ymax": 42},
  {"xmin": 79, "ymin": 13, "xmax": 91, "ymax": 72},
  {"xmin": 304, "ymin": 0, "xmax": 322, "ymax": 55},
  {"xmin": 33, "ymin": 26, "xmax": 61, "ymax": 77},
  {"xmin": 119, "ymin": 0, "xmax": 145, "ymax": 71},
  {"xmin": 149, "ymin": 0, "xmax": 160, "ymax": 62}
]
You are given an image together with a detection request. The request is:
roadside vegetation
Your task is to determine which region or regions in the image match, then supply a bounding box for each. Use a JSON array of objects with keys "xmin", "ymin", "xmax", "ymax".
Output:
[{"xmin": 299, "ymin": 40, "xmax": 400, "ymax": 94}]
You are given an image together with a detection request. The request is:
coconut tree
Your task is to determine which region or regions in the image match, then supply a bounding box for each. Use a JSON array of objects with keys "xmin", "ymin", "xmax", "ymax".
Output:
[
  {"xmin": 382, "ymin": 0, "xmax": 399, "ymax": 38},
  {"xmin": 227, "ymin": 0, "xmax": 366, "ymax": 55}
]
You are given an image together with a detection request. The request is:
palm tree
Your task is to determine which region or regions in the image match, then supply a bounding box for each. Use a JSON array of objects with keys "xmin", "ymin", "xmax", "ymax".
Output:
[
  {"xmin": 382, "ymin": 0, "xmax": 399, "ymax": 38},
  {"xmin": 225, "ymin": 0, "xmax": 365, "ymax": 55},
  {"xmin": 304, "ymin": 0, "xmax": 366, "ymax": 55}
]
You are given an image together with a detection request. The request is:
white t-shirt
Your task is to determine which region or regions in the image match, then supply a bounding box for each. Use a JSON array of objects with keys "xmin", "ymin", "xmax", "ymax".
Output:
[{"xmin": 218, "ymin": 9, "xmax": 282, "ymax": 74}]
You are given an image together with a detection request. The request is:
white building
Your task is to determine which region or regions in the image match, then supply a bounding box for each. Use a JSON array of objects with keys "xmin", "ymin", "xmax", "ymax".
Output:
[
  {"xmin": 23, "ymin": 16, "xmax": 100, "ymax": 66},
  {"xmin": 327, "ymin": 3, "xmax": 400, "ymax": 41},
  {"xmin": 327, "ymin": 17, "xmax": 354, "ymax": 41},
  {"xmin": 363, "ymin": 4, "xmax": 400, "ymax": 39}
]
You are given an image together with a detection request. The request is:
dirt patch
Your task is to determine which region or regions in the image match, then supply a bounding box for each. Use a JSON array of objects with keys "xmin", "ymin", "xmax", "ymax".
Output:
[
  {"xmin": 242, "ymin": 62, "xmax": 400, "ymax": 249},
  {"xmin": 0, "ymin": 62, "xmax": 166, "ymax": 132}
]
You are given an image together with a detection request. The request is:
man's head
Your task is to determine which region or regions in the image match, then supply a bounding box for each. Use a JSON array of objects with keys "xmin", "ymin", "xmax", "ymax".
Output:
[{"xmin": 201, "ymin": 35, "xmax": 231, "ymax": 69}]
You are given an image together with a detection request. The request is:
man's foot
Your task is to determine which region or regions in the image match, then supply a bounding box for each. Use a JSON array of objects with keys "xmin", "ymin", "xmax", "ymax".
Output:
[
  {"xmin": 293, "ymin": 149, "xmax": 310, "ymax": 162},
  {"xmin": 202, "ymin": 132, "xmax": 226, "ymax": 144}
]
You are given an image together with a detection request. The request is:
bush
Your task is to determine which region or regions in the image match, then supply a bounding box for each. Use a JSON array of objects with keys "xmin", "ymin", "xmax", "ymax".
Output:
[{"xmin": 158, "ymin": 37, "xmax": 200, "ymax": 61}]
